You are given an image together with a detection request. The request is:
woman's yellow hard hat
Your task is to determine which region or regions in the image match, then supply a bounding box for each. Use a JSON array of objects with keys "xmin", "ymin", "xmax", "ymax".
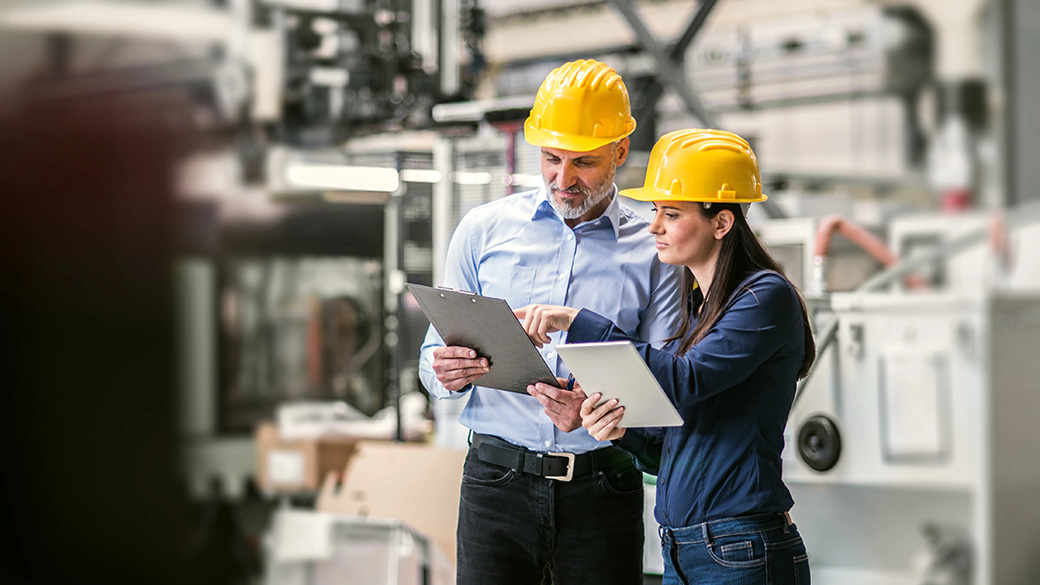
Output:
[{"xmin": 621, "ymin": 128, "xmax": 767, "ymax": 203}]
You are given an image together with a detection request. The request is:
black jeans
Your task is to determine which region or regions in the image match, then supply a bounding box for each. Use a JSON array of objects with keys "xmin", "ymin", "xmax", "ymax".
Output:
[{"xmin": 456, "ymin": 444, "xmax": 645, "ymax": 585}]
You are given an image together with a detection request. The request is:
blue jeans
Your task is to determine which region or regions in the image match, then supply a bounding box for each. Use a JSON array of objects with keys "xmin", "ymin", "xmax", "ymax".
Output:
[
  {"xmin": 661, "ymin": 513, "xmax": 810, "ymax": 585},
  {"xmin": 456, "ymin": 446, "xmax": 645, "ymax": 585}
]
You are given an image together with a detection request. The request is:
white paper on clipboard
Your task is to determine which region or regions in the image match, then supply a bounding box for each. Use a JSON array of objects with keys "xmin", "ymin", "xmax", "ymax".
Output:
[{"xmin": 556, "ymin": 341, "xmax": 683, "ymax": 428}]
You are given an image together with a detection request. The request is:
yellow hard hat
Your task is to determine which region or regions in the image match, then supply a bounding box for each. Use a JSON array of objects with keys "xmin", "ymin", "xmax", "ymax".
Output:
[
  {"xmin": 621, "ymin": 128, "xmax": 767, "ymax": 203},
  {"xmin": 524, "ymin": 59, "xmax": 637, "ymax": 152}
]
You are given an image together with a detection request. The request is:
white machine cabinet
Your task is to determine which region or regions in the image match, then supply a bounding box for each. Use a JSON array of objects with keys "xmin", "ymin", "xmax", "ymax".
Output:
[
  {"xmin": 264, "ymin": 511, "xmax": 441, "ymax": 585},
  {"xmin": 784, "ymin": 292, "xmax": 1040, "ymax": 585}
]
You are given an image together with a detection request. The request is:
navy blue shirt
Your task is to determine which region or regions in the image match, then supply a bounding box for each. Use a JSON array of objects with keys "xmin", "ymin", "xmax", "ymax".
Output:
[{"xmin": 568, "ymin": 270, "xmax": 806, "ymax": 528}]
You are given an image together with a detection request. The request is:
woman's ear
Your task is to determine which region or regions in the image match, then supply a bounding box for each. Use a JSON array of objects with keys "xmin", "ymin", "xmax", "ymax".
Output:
[{"xmin": 714, "ymin": 209, "xmax": 735, "ymax": 240}]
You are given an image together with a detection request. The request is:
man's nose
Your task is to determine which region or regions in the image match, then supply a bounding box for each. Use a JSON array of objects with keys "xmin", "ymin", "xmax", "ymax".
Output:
[{"xmin": 556, "ymin": 163, "xmax": 576, "ymax": 189}]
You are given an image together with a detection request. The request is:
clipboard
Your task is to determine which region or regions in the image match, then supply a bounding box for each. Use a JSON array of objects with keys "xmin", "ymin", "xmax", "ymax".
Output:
[
  {"xmin": 556, "ymin": 341, "xmax": 683, "ymax": 428},
  {"xmin": 407, "ymin": 283, "xmax": 559, "ymax": 393}
]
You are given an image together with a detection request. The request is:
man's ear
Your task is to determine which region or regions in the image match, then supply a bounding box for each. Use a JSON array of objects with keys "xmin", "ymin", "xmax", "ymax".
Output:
[
  {"xmin": 614, "ymin": 137, "xmax": 630, "ymax": 166},
  {"xmin": 714, "ymin": 209, "xmax": 735, "ymax": 240}
]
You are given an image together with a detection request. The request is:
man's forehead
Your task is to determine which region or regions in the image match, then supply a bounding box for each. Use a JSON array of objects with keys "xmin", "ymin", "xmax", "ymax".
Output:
[{"xmin": 540, "ymin": 146, "xmax": 609, "ymax": 160}]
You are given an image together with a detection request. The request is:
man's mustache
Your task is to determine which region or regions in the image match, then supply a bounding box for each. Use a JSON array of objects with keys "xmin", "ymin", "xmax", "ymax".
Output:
[{"xmin": 549, "ymin": 182, "xmax": 589, "ymax": 196}]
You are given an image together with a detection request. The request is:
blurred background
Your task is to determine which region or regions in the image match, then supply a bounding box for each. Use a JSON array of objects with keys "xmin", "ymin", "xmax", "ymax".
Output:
[{"xmin": 1, "ymin": 0, "xmax": 1038, "ymax": 584}]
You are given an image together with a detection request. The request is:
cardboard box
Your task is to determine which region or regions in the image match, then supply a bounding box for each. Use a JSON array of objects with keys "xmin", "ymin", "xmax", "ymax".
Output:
[
  {"xmin": 317, "ymin": 441, "xmax": 467, "ymax": 564},
  {"xmin": 255, "ymin": 422, "xmax": 361, "ymax": 493}
]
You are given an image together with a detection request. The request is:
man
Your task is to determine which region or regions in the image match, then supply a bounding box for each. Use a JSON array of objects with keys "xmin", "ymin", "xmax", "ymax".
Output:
[{"xmin": 419, "ymin": 58, "xmax": 682, "ymax": 585}]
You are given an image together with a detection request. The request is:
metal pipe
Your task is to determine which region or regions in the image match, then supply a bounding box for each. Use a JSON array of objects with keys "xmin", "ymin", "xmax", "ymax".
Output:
[{"xmin": 794, "ymin": 200, "xmax": 1040, "ymax": 406}]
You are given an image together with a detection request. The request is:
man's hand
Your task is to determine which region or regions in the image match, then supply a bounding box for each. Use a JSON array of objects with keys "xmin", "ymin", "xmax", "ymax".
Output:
[
  {"xmin": 527, "ymin": 377, "xmax": 587, "ymax": 432},
  {"xmin": 580, "ymin": 392, "xmax": 627, "ymax": 442},
  {"xmin": 514, "ymin": 304, "xmax": 580, "ymax": 347},
  {"xmin": 431, "ymin": 346, "xmax": 489, "ymax": 392}
]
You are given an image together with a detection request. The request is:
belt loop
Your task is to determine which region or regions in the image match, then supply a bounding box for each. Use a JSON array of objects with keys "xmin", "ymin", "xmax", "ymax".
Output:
[
  {"xmin": 701, "ymin": 521, "xmax": 711, "ymax": 546},
  {"xmin": 515, "ymin": 446, "xmax": 526, "ymax": 477}
]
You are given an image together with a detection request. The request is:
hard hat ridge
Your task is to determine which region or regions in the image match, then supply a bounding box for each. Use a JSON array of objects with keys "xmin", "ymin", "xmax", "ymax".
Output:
[
  {"xmin": 620, "ymin": 128, "xmax": 767, "ymax": 204},
  {"xmin": 524, "ymin": 59, "xmax": 636, "ymax": 152}
]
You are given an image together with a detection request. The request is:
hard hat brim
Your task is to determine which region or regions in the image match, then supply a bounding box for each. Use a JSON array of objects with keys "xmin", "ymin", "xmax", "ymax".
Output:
[
  {"xmin": 523, "ymin": 118, "xmax": 636, "ymax": 153},
  {"xmin": 620, "ymin": 186, "xmax": 767, "ymax": 203}
]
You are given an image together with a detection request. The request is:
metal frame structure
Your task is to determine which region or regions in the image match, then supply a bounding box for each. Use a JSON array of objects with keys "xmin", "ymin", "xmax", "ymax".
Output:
[{"xmin": 607, "ymin": 0, "xmax": 719, "ymax": 129}]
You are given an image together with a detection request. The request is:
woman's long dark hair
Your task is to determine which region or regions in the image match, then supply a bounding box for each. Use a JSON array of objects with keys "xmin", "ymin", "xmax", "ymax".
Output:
[{"xmin": 663, "ymin": 202, "xmax": 816, "ymax": 379}]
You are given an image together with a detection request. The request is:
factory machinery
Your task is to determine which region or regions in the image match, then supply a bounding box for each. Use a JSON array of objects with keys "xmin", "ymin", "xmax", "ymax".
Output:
[
  {"xmin": 7, "ymin": 1, "xmax": 1040, "ymax": 584},
  {"xmin": 752, "ymin": 207, "xmax": 1040, "ymax": 585}
]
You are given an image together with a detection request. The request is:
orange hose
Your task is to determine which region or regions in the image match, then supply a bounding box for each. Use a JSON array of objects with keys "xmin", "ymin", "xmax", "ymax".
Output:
[{"xmin": 814, "ymin": 214, "xmax": 927, "ymax": 290}]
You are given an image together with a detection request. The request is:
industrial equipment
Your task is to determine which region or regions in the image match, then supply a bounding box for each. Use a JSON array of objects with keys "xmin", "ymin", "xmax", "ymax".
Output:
[
  {"xmin": 785, "ymin": 291, "xmax": 1040, "ymax": 585},
  {"xmin": 687, "ymin": 7, "xmax": 932, "ymax": 109},
  {"xmin": 264, "ymin": 512, "xmax": 449, "ymax": 585},
  {"xmin": 1, "ymin": 0, "xmax": 484, "ymax": 161},
  {"xmin": 659, "ymin": 5, "xmax": 935, "ymax": 182}
]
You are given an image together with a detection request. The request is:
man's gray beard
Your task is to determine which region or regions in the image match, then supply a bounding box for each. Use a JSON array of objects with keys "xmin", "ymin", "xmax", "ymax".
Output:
[{"xmin": 547, "ymin": 170, "xmax": 615, "ymax": 220}]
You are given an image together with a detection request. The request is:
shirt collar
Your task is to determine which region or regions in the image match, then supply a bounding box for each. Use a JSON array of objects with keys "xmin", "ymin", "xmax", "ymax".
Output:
[{"xmin": 532, "ymin": 184, "xmax": 622, "ymax": 239}]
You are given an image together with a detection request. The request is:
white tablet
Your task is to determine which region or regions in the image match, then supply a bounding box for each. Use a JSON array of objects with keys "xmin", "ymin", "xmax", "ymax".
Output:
[{"xmin": 556, "ymin": 341, "xmax": 683, "ymax": 428}]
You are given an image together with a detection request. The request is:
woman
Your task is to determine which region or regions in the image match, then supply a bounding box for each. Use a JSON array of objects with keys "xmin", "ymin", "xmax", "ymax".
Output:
[{"xmin": 517, "ymin": 128, "xmax": 816, "ymax": 585}]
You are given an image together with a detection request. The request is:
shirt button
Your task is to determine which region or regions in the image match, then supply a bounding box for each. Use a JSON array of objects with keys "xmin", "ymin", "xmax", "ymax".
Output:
[
  {"xmin": 566, "ymin": 233, "xmax": 574, "ymax": 241},
  {"xmin": 558, "ymin": 273, "xmax": 567, "ymax": 280},
  {"xmin": 544, "ymin": 440, "xmax": 551, "ymax": 447},
  {"xmin": 546, "ymin": 351, "xmax": 555, "ymax": 359}
]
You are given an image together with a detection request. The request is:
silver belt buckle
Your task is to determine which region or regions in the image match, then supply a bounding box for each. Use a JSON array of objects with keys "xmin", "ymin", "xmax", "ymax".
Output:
[{"xmin": 546, "ymin": 452, "xmax": 575, "ymax": 482}]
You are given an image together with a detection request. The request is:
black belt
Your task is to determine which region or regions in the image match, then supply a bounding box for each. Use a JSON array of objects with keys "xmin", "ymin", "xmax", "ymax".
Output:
[{"xmin": 471, "ymin": 433, "xmax": 633, "ymax": 482}]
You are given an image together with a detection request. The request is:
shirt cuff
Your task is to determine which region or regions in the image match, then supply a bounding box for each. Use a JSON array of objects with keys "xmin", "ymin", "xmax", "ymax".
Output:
[
  {"xmin": 613, "ymin": 429, "xmax": 644, "ymax": 452},
  {"xmin": 568, "ymin": 308, "xmax": 615, "ymax": 343}
]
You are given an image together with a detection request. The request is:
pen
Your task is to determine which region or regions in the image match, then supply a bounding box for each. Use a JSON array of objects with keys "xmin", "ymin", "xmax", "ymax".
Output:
[{"xmin": 566, "ymin": 375, "xmax": 575, "ymax": 392}]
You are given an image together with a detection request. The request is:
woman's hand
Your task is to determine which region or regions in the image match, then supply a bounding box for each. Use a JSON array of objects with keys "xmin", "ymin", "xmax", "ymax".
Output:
[
  {"xmin": 514, "ymin": 304, "xmax": 579, "ymax": 347},
  {"xmin": 580, "ymin": 392, "xmax": 627, "ymax": 442}
]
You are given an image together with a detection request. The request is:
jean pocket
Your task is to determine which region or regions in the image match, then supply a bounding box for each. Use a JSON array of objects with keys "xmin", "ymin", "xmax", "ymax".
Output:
[
  {"xmin": 706, "ymin": 532, "xmax": 767, "ymax": 568},
  {"xmin": 793, "ymin": 552, "xmax": 810, "ymax": 585},
  {"xmin": 596, "ymin": 467, "xmax": 643, "ymax": 496},
  {"xmin": 462, "ymin": 457, "xmax": 516, "ymax": 487},
  {"xmin": 765, "ymin": 534, "xmax": 806, "ymax": 554}
]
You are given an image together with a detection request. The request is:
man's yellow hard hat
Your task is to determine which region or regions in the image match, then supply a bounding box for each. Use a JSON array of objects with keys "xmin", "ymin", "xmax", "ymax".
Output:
[
  {"xmin": 621, "ymin": 128, "xmax": 767, "ymax": 203},
  {"xmin": 524, "ymin": 59, "xmax": 637, "ymax": 153}
]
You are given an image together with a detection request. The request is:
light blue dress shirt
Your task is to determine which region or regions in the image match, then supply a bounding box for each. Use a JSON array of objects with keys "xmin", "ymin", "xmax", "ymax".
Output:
[{"xmin": 419, "ymin": 185, "xmax": 683, "ymax": 454}]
